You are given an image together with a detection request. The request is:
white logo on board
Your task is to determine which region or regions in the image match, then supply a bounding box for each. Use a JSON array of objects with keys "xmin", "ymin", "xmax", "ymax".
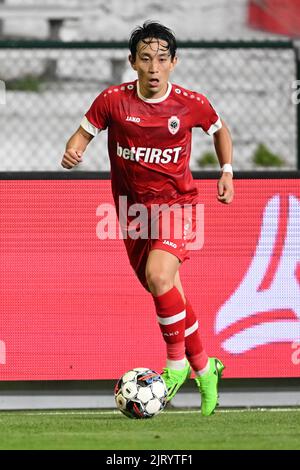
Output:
[
  {"xmin": 215, "ymin": 195, "xmax": 300, "ymax": 354},
  {"xmin": 0, "ymin": 340, "xmax": 6, "ymax": 365}
]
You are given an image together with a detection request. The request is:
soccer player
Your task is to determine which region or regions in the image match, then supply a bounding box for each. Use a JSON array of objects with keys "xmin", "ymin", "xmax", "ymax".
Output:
[{"xmin": 61, "ymin": 21, "xmax": 234, "ymax": 416}]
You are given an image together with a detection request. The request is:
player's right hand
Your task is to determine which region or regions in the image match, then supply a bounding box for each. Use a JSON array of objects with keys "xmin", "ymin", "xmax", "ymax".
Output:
[{"xmin": 61, "ymin": 148, "xmax": 83, "ymax": 169}]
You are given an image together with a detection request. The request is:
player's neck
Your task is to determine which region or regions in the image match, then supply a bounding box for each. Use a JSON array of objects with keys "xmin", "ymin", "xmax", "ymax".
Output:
[{"xmin": 137, "ymin": 81, "xmax": 172, "ymax": 103}]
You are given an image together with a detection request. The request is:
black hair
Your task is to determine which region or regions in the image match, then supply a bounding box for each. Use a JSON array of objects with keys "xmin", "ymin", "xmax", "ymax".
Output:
[{"xmin": 129, "ymin": 21, "xmax": 177, "ymax": 62}]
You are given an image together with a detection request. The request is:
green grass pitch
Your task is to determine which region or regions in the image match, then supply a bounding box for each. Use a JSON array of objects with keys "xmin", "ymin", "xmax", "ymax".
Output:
[{"xmin": 0, "ymin": 409, "xmax": 300, "ymax": 450}]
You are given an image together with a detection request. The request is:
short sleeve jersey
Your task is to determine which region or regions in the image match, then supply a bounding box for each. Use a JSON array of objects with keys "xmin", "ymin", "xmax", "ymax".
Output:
[{"xmin": 81, "ymin": 80, "xmax": 221, "ymax": 209}]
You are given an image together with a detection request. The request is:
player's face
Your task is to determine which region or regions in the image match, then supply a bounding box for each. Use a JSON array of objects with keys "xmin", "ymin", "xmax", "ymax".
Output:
[{"xmin": 130, "ymin": 38, "xmax": 177, "ymax": 99}]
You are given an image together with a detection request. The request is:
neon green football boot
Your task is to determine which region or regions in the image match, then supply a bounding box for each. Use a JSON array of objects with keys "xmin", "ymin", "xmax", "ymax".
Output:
[
  {"xmin": 161, "ymin": 360, "xmax": 191, "ymax": 402},
  {"xmin": 195, "ymin": 357, "xmax": 225, "ymax": 416}
]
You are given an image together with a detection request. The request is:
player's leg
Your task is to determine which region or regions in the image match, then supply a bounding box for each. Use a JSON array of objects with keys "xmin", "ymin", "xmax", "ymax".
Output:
[
  {"xmin": 174, "ymin": 271, "xmax": 209, "ymax": 372},
  {"xmin": 174, "ymin": 271, "xmax": 225, "ymax": 416},
  {"xmin": 145, "ymin": 249, "xmax": 191, "ymax": 400}
]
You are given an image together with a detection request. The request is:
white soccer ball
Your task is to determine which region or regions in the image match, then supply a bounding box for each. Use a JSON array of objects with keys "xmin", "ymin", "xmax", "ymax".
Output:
[{"xmin": 114, "ymin": 368, "xmax": 168, "ymax": 419}]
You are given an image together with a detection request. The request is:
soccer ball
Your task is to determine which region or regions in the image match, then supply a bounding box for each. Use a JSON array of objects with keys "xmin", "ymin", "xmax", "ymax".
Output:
[{"xmin": 114, "ymin": 368, "xmax": 168, "ymax": 419}]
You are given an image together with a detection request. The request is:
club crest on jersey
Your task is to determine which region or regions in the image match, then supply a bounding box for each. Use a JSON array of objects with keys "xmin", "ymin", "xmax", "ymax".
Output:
[{"xmin": 168, "ymin": 116, "xmax": 180, "ymax": 135}]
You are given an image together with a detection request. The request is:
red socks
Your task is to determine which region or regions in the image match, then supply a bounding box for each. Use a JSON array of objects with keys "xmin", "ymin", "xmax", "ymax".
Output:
[
  {"xmin": 184, "ymin": 298, "xmax": 209, "ymax": 372},
  {"xmin": 153, "ymin": 286, "xmax": 186, "ymax": 361},
  {"xmin": 153, "ymin": 288, "xmax": 208, "ymax": 372}
]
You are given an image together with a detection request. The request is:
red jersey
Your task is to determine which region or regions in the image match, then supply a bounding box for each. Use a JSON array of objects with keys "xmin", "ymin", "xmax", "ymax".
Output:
[{"xmin": 82, "ymin": 80, "xmax": 221, "ymax": 208}]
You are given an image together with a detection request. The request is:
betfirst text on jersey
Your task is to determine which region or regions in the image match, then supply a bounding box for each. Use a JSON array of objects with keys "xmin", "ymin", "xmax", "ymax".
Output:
[{"xmin": 117, "ymin": 142, "xmax": 182, "ymax": 164}]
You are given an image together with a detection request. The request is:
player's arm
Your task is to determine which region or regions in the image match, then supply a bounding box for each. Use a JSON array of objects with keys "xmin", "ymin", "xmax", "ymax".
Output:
[
  {"xmin": 213, "ymin": 119, "xmax": 234, "ymax": 204},
  {"xmin": 61, "ymin": 126, "xmax": 94, "ymax": 169}
]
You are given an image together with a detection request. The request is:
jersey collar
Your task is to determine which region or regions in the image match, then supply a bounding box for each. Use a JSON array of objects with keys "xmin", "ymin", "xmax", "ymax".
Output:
[{"xmin": 136, "ymin": 81, "xmax": 172, "ymax": 103}]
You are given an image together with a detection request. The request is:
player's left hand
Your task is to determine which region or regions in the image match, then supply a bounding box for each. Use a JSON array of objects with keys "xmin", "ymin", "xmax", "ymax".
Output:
[{"xmin": 217, "ymin": 173, "xmax": 234, "ymax": 204}]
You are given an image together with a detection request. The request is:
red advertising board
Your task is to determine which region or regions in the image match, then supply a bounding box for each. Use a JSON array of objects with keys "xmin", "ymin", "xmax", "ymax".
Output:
[
  {"xmin": 0, "ymin": 177, "xmax": 300, "ymax": 380},
  {"xmin": 248, "ymin": 0, "xmax": 300, "ymax": 36}
]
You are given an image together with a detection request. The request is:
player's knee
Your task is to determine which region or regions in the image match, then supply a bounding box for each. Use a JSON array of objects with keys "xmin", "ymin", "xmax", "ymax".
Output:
[{"xmin": 146, "ymin": 269, "xmax": 173, "ymax": 296}]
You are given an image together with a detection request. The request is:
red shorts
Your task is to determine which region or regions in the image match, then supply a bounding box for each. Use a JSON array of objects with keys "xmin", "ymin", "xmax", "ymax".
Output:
[{"xmin": 122, "ymin": 205, "xmax": 201, "ymax": 290}]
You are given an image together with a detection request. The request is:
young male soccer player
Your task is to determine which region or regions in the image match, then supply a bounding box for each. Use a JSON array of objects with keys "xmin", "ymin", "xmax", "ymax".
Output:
[{"xmin": 61, "ymin": 21, "xmax": 234, "ymax": 416}]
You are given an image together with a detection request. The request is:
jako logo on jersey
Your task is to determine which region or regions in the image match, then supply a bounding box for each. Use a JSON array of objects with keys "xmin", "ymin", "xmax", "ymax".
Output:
[
  {"xmin": 168, "ymin": 116, "xmax": 180, "ymax": 135},
  {"xmin": 117, "ymin": 142, "xmax": 182, "ymax": 164},
  {"xmin": 215, "ymin": 195, "xmax": 300, "ymax": 354},
  {"xmin": 126, "ymin": 116, "xmax": 141, "ymax": 123},
  {"xmin": 163, "ymin": 240, "xmax": 177, "ymax": 249}
]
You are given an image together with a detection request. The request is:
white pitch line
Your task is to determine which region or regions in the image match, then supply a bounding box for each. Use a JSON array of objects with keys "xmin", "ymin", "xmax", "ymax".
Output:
[{"xmin": 0, "ymin": 408, "xmax": 300, "ymax": 417}]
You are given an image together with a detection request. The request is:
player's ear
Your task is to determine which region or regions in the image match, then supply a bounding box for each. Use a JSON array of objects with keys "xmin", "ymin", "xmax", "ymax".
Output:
[
  {"xmin": 129, "ymin": 54, "xmax": 137, "ymax": 71},
  {"xmin": 170, "ymin": 55, "xmax": 178, "ymax": 72}
]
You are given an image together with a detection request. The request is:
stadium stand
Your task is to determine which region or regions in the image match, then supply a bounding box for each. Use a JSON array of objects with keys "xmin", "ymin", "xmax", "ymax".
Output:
[{"xmin": 0, "ymin": 2, "xmax": 93, "ymax": 40}]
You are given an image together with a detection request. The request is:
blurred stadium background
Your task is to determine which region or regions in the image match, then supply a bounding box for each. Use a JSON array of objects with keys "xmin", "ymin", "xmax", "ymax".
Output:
[
  {"xmin": 0, "ymin": 0, "xmax": 299, "ymax": 171},
  {"xmin": 0, "ymin": 1, "xmax": 300, "ymax": 447}
]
